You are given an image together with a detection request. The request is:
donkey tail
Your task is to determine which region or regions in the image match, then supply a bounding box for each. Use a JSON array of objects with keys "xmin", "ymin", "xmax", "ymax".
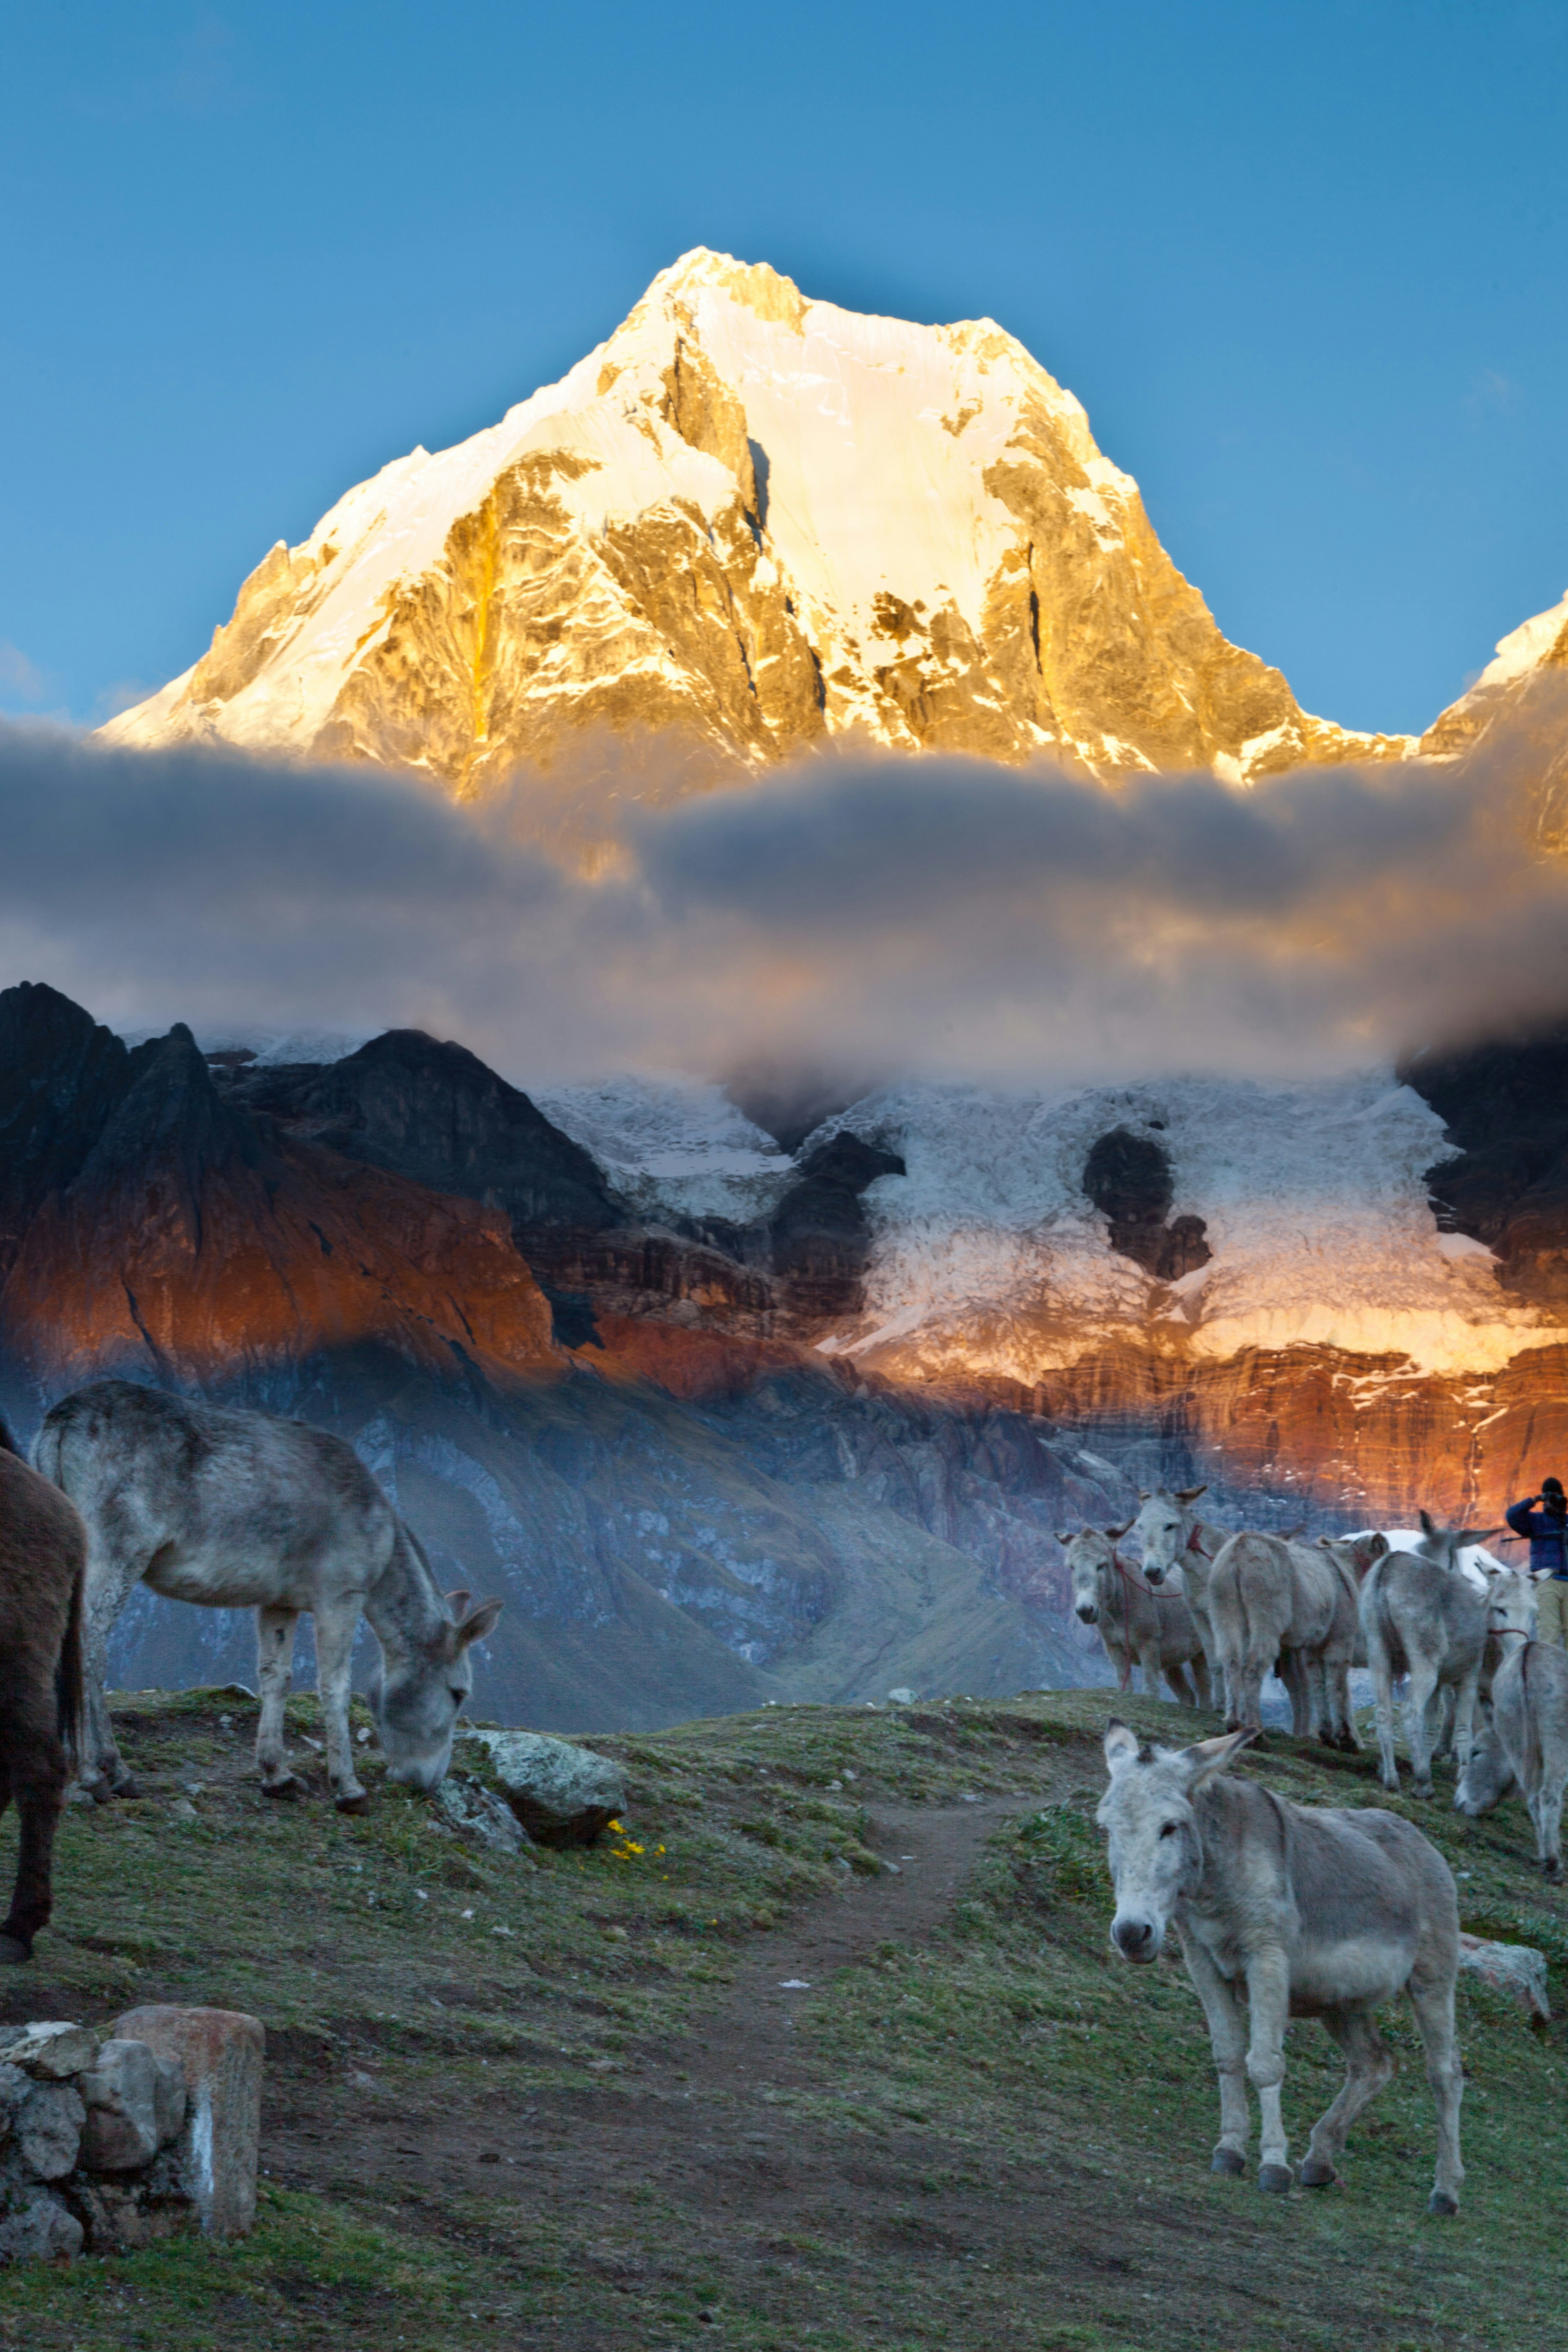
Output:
[
  {"xmin": 29, "ymin": 1407, "xmax": 67, "ymax": 1490},
  {"xmin": 55, "ymin": 1560, "xmax": 86, "ymax": 1762}
]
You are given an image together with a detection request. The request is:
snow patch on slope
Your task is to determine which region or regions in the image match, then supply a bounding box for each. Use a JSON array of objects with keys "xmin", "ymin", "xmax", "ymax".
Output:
[
  {"xmin": 532, "ymin": 1074, "xmax": 795, "ymax": 1225},
  {"xmin": 802, "ymin": 1071, "xmax": 1568, "ymax": 1379}
]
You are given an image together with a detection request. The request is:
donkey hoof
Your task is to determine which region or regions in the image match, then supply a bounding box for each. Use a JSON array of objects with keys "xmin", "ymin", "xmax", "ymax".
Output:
[
  {"xmin": 1209, "ymin": 2146, "xmax": 1246, "ymax": 2177},
  {"xmin": 1413, "ymin": 1781, "xmax": 1435, "ymax": 1801},
  {"xmin": 261, "ymin": 1775, "xmax": 303, "ymax": 1802},
  {"xmin": 1426, "ymin": 2191, "xmax": 1459, "ymax": 2218},
  {"xmin": 1298, "ymin": 2156, "xmax": 1337, "ymax": 2189},
  {"xmin": 1542, "ymin": 1858, "xmax": 1562, "ymax": 1882},
  {"xmin": 1257, "ymin": 2164, "xmax": 1294, "ymax": 2195},
  {"xmin": 0, "ymin": 1935, "xmax": 32, "ymax": 1966},
  {"xmin": 109, "ymin": 1775, "xmax": 141, "ymax": 1801},
  {"xmin": 334, "ymin": 1792, "xmax": 370, "ymax": 1816}
]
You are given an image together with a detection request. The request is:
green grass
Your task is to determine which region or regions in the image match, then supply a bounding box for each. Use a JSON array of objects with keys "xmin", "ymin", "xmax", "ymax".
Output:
[{"xmin": 2, "ymin": 1684, "xmax": 1566, "ymax": 2348}]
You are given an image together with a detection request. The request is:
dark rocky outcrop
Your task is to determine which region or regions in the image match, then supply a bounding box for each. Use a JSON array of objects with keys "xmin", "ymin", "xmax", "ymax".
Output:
[
  {"xmin": 1403, "ymin": 1029, "xmax": 1568, "ymax": 1307},
  {"xmin": 1082, "ymin": 1126, "xmax": 1211, "ymax": 1282},
  {"xmin": 769, "ymin": 1133, "xmax": 907, "ymax": 1319},
  {"xmin": 0, "ymin": 984, "xmax": 133, "ymax": 1277},
  {"xmin": 216, "ymin": 1030, "xmax": 626, "ymax": 1233}
]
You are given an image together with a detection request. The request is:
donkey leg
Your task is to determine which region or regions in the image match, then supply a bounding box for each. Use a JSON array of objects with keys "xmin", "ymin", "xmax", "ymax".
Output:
[
  {"xmin": 1298, "ymin": 2009, "xmax": 1394, "ymax": 2187},
  {"xmin": 1243, "ymin": 1947, "xmax": 1294, "ymax": 2190},
  {"xmin": 79, "ymin": 1545, "xmax": 154, "ymax": 1799},
  {"xmin": 1163, "ymin": 1661, "xmax": 1197, "ymax": 1706},
  {"xmin": 1405, "ymin": 1667, "xmax": 1441, "ymax": 1798},
  {"xmin": 1325, "ymin": 1658, "xmax": 1360, "ymax": 1751},
  {"xmin": 1451, "ymin": 1668, "xmax": 1481, "ymax": 1778},
  {"xmin": 1190, "ymin": 1651, "xmax": 1212, "ymax": 1709},
  {"xmin": 1542, "ymin": 1766, "xmax": 1567, "ymax": 1878},
  {"xmin": 314, "ymin": 1594, "xmax": 369, "ymax": 1813},
  {"xmin": 1178, "ymin": 1931, "xmax": 1251, "ymax": 2174},
  {"xmin": 0, "ymin": 1734, "xmax": 68, "ymax": 1963},
  {"xmin": 255, "ymin": 1606, "xmax": 302, "ymax": 1795},
  {"xmin": 1370, "ymin": 1655, "xmax": 1400, "ymax": 1791},
  {"xmin": 1407, "ymin": 1971, "xmax": 1465, "ymax": 2215}
]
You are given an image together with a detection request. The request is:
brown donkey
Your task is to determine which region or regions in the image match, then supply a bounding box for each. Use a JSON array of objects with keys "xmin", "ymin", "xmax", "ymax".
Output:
[{"xmin": 0, "ymin": 1417, "xmax": 86, "ymax": 1962}]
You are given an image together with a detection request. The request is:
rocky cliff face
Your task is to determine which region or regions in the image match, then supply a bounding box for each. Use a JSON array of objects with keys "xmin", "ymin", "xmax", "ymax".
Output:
[{"xmin": 101, "ymin": 250, "xmax": 1409, "ymax": 821}]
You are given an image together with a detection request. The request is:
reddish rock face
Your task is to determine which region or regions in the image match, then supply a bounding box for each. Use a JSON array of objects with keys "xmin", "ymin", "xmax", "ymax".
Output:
[{"xmin": 0, "ymin": 1021, "xmax": 559, "ymax": 1392}]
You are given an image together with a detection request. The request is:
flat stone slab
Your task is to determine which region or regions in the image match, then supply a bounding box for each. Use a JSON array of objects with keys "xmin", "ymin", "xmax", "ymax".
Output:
[
  {"xmin": 114, "ymin": 2006, "xmax": 264, "ymax": 2236},
  {"xmin": 0, "ymin": 2023, "xmax": 98, "ymax": 2080},
  {"xmin": 463, "ymin": 1730, "xmax": 626, "ymax": 1846}
]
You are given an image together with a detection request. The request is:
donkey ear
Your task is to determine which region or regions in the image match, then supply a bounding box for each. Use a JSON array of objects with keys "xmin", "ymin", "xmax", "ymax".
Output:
[
  {"xmin": 1104, "ymin": 1719, "xmax": 1141, "ymax": 1773},
  {"xmin": 1175, "ymin": 1484, "xmax": 1208, "ymax": 1504},
  {"xmin": 1104, "ymin": 1520, "xmax": 1133, "ymax": 1539},
  {"xmin": 1368, "ymin": 1532, "xmax": 1389, "ymax": 1558},
  {"xmin": 1457, "ymin": 1527, "xmax": 1503, "ymax": 1548},
  {"xmin": 1178, "ymin": 1728, "xmax": 1255, "ymax": 1789},
  {"xmin": 445, "ymin": 1588, "xmax": 473, "ymax": 1622},
  {"xmin": 452, "ymin": 1598, "xmax": 504, "ymax": 1652},
  {"xmin": 1056, "ymin": 1530, "xmax": 1073, "ymax": 1546},
  {"xmin": 1138, "ymin": 1490, "xmax": 1151, "ymax": 1501},
  {"xmin": 1419, "ymin": 1509, "xmax": 1439, "ymax": 1537}
]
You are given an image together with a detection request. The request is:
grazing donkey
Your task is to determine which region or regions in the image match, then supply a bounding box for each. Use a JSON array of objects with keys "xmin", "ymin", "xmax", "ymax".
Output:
[
  {"xmin": 1359, "ymin": 1513, "xmax": 1525, "ymax": 1797},
  {"xmin": 1098, "ymin": 1720, "xmax": 1466, "ymax": 2213},
  {"xmin": 1205, "ymin": 1531, "xmax": 1361, "ymax": 1746},
  {"xmin": 1454, "ymin": 1639, "xmax": 1568, "ymax": 1877},
  {"xmin": 0, "ymin": 1418, "xmax": 86, "ymax": 1962},
  {"xmin": 34, "ymin": 1382, "xmax": 503, "ymax": 1813},
  {"xmin": 1061, "ymin": 1526, "xmax": 1211, "ymax": 1705}
]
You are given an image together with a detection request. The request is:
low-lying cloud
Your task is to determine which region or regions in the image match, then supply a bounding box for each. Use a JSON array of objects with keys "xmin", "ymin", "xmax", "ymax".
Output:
[{"xmin": 3, "ymin": 704, "xmax": 1567, "ymax": 1089}]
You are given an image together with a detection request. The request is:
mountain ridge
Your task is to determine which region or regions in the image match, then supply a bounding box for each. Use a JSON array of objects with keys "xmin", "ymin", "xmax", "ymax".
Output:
[{"xmin": 101, "ymin": 247, "xmax": 1413, "ymax": 826}]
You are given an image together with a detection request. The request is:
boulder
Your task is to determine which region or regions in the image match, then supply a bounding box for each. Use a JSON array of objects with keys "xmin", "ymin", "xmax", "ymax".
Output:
[
  {"xmin": 80, "ymin": 2038, "xmax": 186, "ymax": 2173},
  {"xmin": 463, "ymin": 1730, "xmax": 626, "ymax": 1846},
  {"xmin": 434, "ymin": 1773, "xmax": 530, "ymax": 1856},
  {"xmin": 113, "ymin": 2006, "xmax": 264, "ymax": 2237},
  {"xmin": 0, "ymin": 2063, "xmax": 26, "ymax": 2142},
  {"xmin": 0, "ymin": 2187, "xmax": 83, "ymax": 2263},
  {"xmin": 15, "ymin": 2082, "xmax": 85, "ymax": 2180},
  {"xmin": 1458, "ymin": 1933, "xmax": 1551, "ymax": 2020},
  {"xmin": 0, "ymin": 2022, "xmax": 98, "ymax": 2080}
]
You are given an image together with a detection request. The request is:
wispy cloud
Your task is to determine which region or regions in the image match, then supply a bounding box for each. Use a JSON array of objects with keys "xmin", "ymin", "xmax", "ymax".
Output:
[
  {"xmin": 0, "ymin": 644, "xmax": 48, "ymax": 706},
  {"xmin": 2, "ymin": 704, "xmax": 1566, "ymax": 1088}
]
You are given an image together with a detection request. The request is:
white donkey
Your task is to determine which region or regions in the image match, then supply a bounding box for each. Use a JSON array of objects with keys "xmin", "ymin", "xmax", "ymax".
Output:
[
  {"xmin": 1098, "ymin": 1721, "xmax": 1465, "ymax": 2214},
  {"xmin": 1060, "ymin": 1526, "xmax": 1211, "ymax": 1705},
  {"xmin": 1128, "ymin": 1486, "xmax": 1227, "ymax": 1686},
  {"xmin": 34, "ymin": 1381, "xmax": 502, "ymax": 1812}
]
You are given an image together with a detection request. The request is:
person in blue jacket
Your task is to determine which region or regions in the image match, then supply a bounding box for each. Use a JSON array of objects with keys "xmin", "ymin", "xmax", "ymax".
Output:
[{"xmin": 1506, "ymin": 1475, "xmax": 1568, "ymax": 1648}]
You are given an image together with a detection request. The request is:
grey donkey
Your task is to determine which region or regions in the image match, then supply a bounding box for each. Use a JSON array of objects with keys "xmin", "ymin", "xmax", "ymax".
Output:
[
  {"xmin": 33, "ymin": 1382, "xmax": 503, "ymax": 1811},
  {"xmin": 1203, "ymin": 1530, "xmax": 1361, "ymax": 1745},
  {"xmin": 1454, "ymin": 1637, "xmax": 1568, "ymax": 1877},
  {"xmin": 1358, "ymin": 1514, "xmax": 1528, "ymax": 1797},
  {"xmin": 1098, "ymin": 1720, "xmax": 1465, "ymax": 2213},
  {"xmin": 1060, "ymin": 1526, "xmax": 1211, "ymax": 1705}
]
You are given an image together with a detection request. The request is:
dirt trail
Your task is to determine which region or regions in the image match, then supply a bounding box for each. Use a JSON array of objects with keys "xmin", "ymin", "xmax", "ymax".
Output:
[{"xmin": 265, "ymin": 1788, "xmax": 1310, "ymax": 2348}]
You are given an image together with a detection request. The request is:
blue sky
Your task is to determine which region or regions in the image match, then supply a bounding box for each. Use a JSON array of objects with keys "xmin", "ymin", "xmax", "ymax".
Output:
[{"xmin": 2, "ymin": 0, "xmax": 1565, "ymax": 737}]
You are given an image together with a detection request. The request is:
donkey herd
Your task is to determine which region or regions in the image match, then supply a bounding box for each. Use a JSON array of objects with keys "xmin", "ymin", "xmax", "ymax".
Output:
[{"xmin": 1, "ymin": 1380, "xmax": 1564, "ymax": 2221}]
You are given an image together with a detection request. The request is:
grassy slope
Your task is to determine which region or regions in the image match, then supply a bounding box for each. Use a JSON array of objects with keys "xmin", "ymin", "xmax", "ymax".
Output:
[{"xmin": 0, "ymin": 1686, "xmax": 1564, "ymax": 2351}]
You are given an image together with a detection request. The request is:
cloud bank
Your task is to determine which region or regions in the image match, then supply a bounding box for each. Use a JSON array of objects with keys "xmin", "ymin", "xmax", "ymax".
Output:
[{"xmin": 2, "ymin": 706, "xmax": 1566, "ymax": 1088}]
